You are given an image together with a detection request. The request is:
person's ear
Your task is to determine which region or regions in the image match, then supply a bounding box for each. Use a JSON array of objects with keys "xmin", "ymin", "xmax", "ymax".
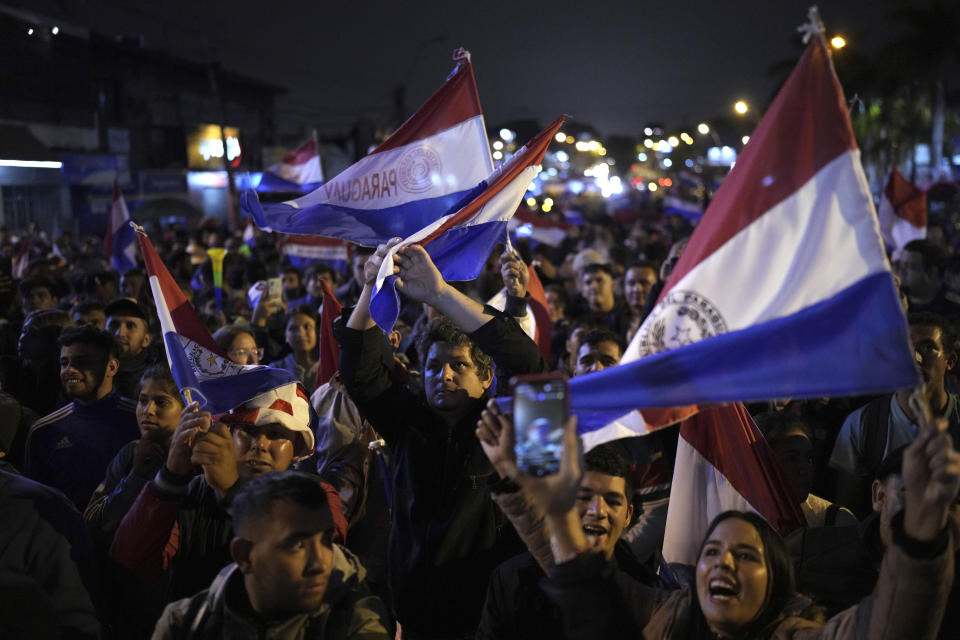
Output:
[
  {"xmin": 142, "ymin": 331, "xmax": 152, "ymax": 349},
  {"xmin": 870, "ymin": 479, "xmax": 884, "ymax": 514},
  {"xmin": 626, "ymin": 503, "xmax": 635, "ymax": 527},
  {"xmin": 480, "ymin": 367, "xmax": 494, "ymax": 391},
  {"xmin": 945, "ymin": 348, "xmax": 957, "ymax": 372},
  {"xmin": 104, "ymin": 357, "xmax": 120, "ymax": 380},
  {"xmin": 231, "ymin": 537, "xmax": 254, "ymax": 573}
]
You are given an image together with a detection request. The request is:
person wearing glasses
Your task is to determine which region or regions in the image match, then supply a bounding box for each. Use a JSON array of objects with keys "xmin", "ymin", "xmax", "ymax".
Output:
[{"xmin": 213, "ymin": 325, "xmax": 263, "ymax": 366}]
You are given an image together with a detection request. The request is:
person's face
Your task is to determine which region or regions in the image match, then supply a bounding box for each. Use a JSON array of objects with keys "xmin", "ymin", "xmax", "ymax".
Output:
[
  {"xmin": 576, "ymin": 471, "xmax": 633, "ymax": 559},
  {"xmin": 566, "ymin": 327, "xmax": 589, "ymax": 364},
  {"xmin": 232, "ymin": 422, "xmax": 296, "ymax": 478},
  {"xmin": 228, "ymin": 332, "xmax": 261, "ymax": 365},
  {"xmin": 24, "ymin": 286, "xmax": 57, "ymax": 313},
  {"xmin": 871, "ymin": 474, "xmax": 905, "ymax": 548},
  {"xmin": 107, "ymin": 315, "xmax": 152, "ymax": 358},
  {"xmin": 237, "ymin": 499, "xmax": 334, "ymax": 616},
  {"xmin": 73, "ymin": 309, "xmax": 106, "ymax": 330},
  {"xmin": 285, "ymin": 314, "xmax": 316, "ymax": 354},
  {"xmin": 574, "ymin": 341, "xmax": 622, "ymax": 377},
  {"xmin": 897, "ymin": 250, "xmax": 932, "ymax": 293},
  {"xmin": 696, "ymin": 518, "xmax": 769, "ymax": 637},
  {"xmin": 770, "ymin": 431, "xmax": 813, "ymax": 503},
  {"xmin": 624, "ymin": 267, "xmax": 657, "ymax": 311},
  {"xmin": 545, "ymin": 290, "xmax": 565, "ymax": 323},
  {"xmin": 60, "ymin": 343, "xmax": 113, "ymax": 403},
  {"xmin": 305, "ymin": 273, "xmax": 329, "ymax": 299},
  {"xmin": 121, "ymin": 273, "xmax": 145, "ymax": 299},
  {"xmin": 282, "ymin": 272, "xmax": 300, "ymax": 293},
  {"xmin": 136, "ymin": 379, "xmax": 184, "ymax": 437},
  {"xmin": 423, "ymin": 342, "xmax": 493, "ymax": 414},
  {"xmin": 581, "ymin": 269, "xmax": 615, "ymax": 313},
  {"xmin": 908, "ymin": 323, "xmax": 955, "ymax": 385}
]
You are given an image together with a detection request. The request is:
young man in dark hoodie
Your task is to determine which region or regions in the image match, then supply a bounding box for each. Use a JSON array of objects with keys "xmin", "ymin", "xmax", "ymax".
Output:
[{"xmin": 335, "ymin": 239, "xmax": 547, "ymax": 639}]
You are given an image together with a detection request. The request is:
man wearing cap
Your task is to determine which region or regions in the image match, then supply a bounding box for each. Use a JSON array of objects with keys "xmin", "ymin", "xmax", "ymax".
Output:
[
  {"xmin": 153, "ymin": 472, "xmax": 391, "ymax": 639},
  {"xmin": 106, "ymin": 297, "xmax": 159, "ymax": 399},
  {"xmin": 109, "ymin": 381, "xmax": 322, "ymax": 621}
]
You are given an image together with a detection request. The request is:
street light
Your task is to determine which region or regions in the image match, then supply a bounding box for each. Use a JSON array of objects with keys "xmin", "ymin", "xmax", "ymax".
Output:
[
  {"xmin": 734, "ymin": 100, "xmax": 749, "ymax": 115},
  {"xmin": 697, "ymin": 123, "xmax": 710, "ymax": 135},
  {"xmin": 830, "ymin": 35, "xmax": 846, "ymax": 49}
]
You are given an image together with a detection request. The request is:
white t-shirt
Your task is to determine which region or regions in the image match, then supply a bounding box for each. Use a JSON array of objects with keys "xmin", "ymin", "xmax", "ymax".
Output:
[{"xmin": 801, "ymin": 493, "xmax": 858, "ymax": 528}]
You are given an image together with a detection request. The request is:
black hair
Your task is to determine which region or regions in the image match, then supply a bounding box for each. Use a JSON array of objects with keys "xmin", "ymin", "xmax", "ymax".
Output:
[
  {"xmin": 544, "ymin": 284, "xmax": 570, "ymax": 310},
  {"xmin": 753, "ymin": 411, "xmax": 812, "ymax": 448},
  {"xmin": 875, "ymin": 445, "xmax": 906, "ymax": 481},
  {"xmin": 212, "ymin": 324, "xmax": 258, "ymax": 354},
  {"xmin": 903, "ymin": 239, "xmax": 947, "ymax": 277},
  {"xmin": 416, "ymin": 316, "xmax": 494, "ymax": 383},
  {"xmin": 579, "ymin": 329, "xmax": 625, "ymax": 356},
  {"xmin": 695, "ymin": 511, "xmax": 796, "ymax": 636},
  {"xmin": 583, "ymin": 443, "xmax": 634, "ymax": 503},
  {"xmin": 281, "ymin": 265, "xmax": 303, "ymax": 278},
  {"xmin": 73, "ymin": 300, "xmax": 106, "ymax": 315},
  {"xmin": 229, "ymin": 471, "xmax": 331, "ymax": 536},
  {"xmin": 305, "ymin": 263, "xmax": 336, "ymax": 282},
  {"xmin": 22, "ymin": 309, "xmax": 73, "ymax": 330},
  {"xmin": 907, "ymin": 311, "xmax": 957, "ymax": 351},
  {"xmin": 285, "ymin": 304, "xmax": 318, "ymax": 326},
  {"xmin": 626, "ymin": 260, "xmax": 660, "ymax": 275},
  {"xmin": 137, "ymin": 362, "xmax": 180, "ymax": 401},
  {"xmin": 58, "ymin": 325, "xmax": 121, "ymax": 360}
]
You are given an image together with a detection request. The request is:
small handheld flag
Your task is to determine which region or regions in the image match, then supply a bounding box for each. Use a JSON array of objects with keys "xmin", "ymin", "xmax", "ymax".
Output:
[{"xmin": 104, "ymin": 181, "xmax": 137, "ymax": 272}]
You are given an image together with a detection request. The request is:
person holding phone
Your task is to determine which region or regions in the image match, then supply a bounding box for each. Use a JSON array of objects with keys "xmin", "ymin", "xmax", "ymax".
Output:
[{"xmin": 335, "ymin": 239, "xmax": 547, "ymax": 640}]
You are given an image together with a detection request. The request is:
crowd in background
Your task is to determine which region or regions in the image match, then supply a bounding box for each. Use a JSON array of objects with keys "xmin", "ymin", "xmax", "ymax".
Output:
[{"xmin": 1, "ymin": 197, "xmax": 960, "ymax": 639}]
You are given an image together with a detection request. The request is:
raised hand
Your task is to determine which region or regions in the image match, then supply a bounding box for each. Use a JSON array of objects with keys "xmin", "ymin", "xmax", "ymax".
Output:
[
  {"xmin": 500, "ymin": 250, "xmax": 529, "ymax": 299},
  {"xmin": 190, "ymin": 423, "xmax": 240, "ymax": 499},
  {"xmin": 476, "ymin": 399, "xmax": 521, "ymax": 480},
  {"xmin": 165, "ymin": 401, "xmax": 208, "ymax": 477},
  {"xmin": 364, "ymin": 238, "xmax": 403, "ymax": 285},
  {"xmin": 903, "ymin": 391, "xmax": 960, "ymax": 541},
  {"xmin": 393, "ymin": 244, "xmax": 446, "ymax": 305},
  {"xmin": 513, "ymin": 414, "xmax": 584, "ymax": 518}
]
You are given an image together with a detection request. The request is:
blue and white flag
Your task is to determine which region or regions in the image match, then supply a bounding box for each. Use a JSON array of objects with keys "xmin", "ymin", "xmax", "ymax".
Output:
[
  {"xmin": 280, "ymin": 235, "xmax": 349, "ymax": 273},
  {"xmin": 241, "ymin": 52, "xmax": 493, "ymax": 247},
  {"xmin": 570, "ymin": 31, "xmax": 918, "ymax": 447},
  {"xmin": 369, "ymin": 117, "xmax": 565, "ymax": 332},
  {"xmin": 255, "ymin": 136, "xmax": 325, "ymax": 193},
  {"xmin": 137, "ymin": 225, "xmax": 304, "ymax": 416},
  {"xmin": 103, "ymin": 181, "xmax": 137, "ymax": 272}
]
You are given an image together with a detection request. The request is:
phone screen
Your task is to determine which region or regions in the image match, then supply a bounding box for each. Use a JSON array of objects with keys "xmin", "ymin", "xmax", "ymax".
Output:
[
  {"xmin": 267, "ymin": 277, "xmax": 283, "ymax": 299},
  {"xmin": 513, "ymin": 378, "xmax": 566, "ymax": 476}
]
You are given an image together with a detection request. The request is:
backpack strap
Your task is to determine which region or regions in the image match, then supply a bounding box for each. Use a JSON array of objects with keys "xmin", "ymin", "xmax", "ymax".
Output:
[{"xmin": 858, "ymin": 397, "xmax": 892, "ymax": 477}]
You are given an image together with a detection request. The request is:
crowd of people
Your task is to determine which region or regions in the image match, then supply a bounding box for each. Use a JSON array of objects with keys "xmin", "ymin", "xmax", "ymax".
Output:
[{"xmin": 0, "ymin": 205, "xmax": 959, "ymax": 639}]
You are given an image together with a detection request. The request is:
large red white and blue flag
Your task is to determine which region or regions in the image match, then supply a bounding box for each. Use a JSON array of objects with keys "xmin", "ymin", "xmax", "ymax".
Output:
[
  {"xmin": 241, "ymin": 50, "xmax": 493, "ymax": 247},
  {"xmin": 136, "ymin": 226, "xmax": 306, "ymax": 415},
  {"xmin": 369, "ymin": 117, "xmax": 564, "ymax": 332},
  {"xmin": 570, "ymin": 22, "xmax": 918, "ymax": 443},
  {"xmin": 279, "ymin": 235, "xmax": 349, "ymax": 273},
  {"xmin": 255, "ymin": 136, "xmax": 325, "ymax": 193},
  {"xmin": 103, "ymin": 181, "xmax": 137, "ymax": 272}
]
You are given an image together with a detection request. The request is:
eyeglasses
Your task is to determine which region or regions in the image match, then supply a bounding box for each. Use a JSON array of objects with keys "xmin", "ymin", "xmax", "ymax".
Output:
[{"xmin": 228, "ymin": 348, "xmax": 264, "ymax": 360}]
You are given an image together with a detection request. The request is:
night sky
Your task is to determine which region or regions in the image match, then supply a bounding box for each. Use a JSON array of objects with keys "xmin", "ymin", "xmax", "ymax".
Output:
[{"xmin": 14, "ymin": 0, "xmax": 895, "ymax": 137}]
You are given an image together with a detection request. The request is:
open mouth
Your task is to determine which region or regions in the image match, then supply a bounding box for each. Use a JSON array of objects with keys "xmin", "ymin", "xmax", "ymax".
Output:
[
  {"xmin": 707, "ymin": 577, "xmax": 741, "ymax": 601},
  {"xmin": 582, "ymin": 524, "xmax": 608, "ymax": 542}
]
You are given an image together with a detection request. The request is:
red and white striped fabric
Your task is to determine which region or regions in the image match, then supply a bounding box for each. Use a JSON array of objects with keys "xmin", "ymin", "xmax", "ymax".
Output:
[
  {"xmin": 877, "ymin": 168, "xmax": 926, "ymax": 257},
  {"xmin": 662, "ymin": 403, "xmax": 806, "ymax": 566}
]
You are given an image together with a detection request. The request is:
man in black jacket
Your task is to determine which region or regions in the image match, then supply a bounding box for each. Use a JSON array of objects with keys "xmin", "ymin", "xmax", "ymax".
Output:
[{"xmin": 336, "ymin": 239, "xmax": 547, "ymax": 639}]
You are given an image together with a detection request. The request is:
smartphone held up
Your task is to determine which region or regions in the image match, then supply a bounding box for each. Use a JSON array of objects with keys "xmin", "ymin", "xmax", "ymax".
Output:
[{"xmin": 511, "ymin": 374, "xmax": 568, "ymax": 477}]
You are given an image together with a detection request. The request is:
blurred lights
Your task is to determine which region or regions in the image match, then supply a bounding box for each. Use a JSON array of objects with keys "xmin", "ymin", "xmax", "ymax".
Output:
[
  {"xmin": 526, "ymin": 197, "xmax": 537, "ymax": 207},
  {"xmin": 637, "ymin": 152, "xmax": 647, "ymax": 161},
  {"xmin": 51, "ymin": 26, "xmax": 60, "ymax": 35},
  {"xmin": 667, "ymin": 136, "xmax": 679, "ymax": 147},
  {"xmin": 830, "ymin": 36, "xmax": 846, "ymax": 49},
  {"xmin": 656, "ymin": 140, "xmax": 673, "ymax": 153},
  {"xmin": 555, "ymin": 132, "xmax": 567, "ymax": 143},
  {"xmin": 697, "ymin": 123, "xmax": 710, "ymax": 134},
  {"xmin": 543, "ymin": 197, "xmax": 554, "ymax": 207},
  {"xmin": 499, "ymin": 128, "xmax": 515, "ymax": 142},
  {"xmin": 685, "ymin": 158, "xmax": 694, "ymax": 167},
  {"xmin": 565, "ymin": 135, "xmax": 575, "ymax": 144},
  {"xmin": 734, "ymin": 100, "xmax": 749, "ymax": 114},
  {"xmin": 742, "ymin": 135, "xmax": 750, "ymax": 145},
  {"xmin": 492, "ymin": 140, "xmax": 504, "ymax": 150},
  {"xmin": 643, "ymin": 138, "xmax": 654, "ymax": 148},
  {"xmin": 575, "ymin": 141, "xmax": 590, "ymax": 152},
  {"xmin": 662, "ymin": 158, "xmax": 673, "ymax": 168},
  {"xmin": 680, "ymin": 132, "xmax": 694, "ymax": 145},
  {"xmin": 555, "ymin": 150, "xmax": 569, "ymax": 162},
  {"xmin": 27, "ymin": 28, "xmax": 34, "ymax": 35},
  {"xmin": 644, "ymin": 127, "xmax": 653, "ymax": 135},
  {"xmin": 542, "ymin": 203, "xmax": 553, "ymax": 212},
  {"xmin": 492, "ymin": 150, "xmax": 503, "ymax": 160},
  {"xmin": 648, "ymin": 182, "xmax": 658, "ymax": 192},
  {"xmin": 0, "ymin": 159, "xmax": 63, "ymax": 168}
]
